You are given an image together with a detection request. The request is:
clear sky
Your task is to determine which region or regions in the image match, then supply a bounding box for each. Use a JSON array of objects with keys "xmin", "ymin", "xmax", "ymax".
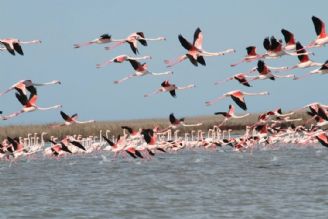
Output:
[{"xmin": 0, "ymin": 1, "xmax": 327, "ymax": 125}]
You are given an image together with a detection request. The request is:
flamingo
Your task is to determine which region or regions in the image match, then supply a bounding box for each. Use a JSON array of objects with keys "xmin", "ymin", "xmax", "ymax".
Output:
[
  {"xmin": 168, "ymin": 113, "xmax": 202, "ymax": 128},
  {"xmin": 315, "ymin": 132, "xmax": 328, "ymax": 147},
  {"xmin": 250, "ymin": 60, "xmax": 295, "ymax": 81},
  {"xmin": 214, "ymin": 104, "xmax": 250, "ymax": 126},
  {"xmin": 73, "ymin": 34, "xmax": 118, "ymax": 48},
  {"xmin": 96, "ymin": 54, "xmax": 151, "ymax": 68},
  {"xmin": 262, "ymin": 36, "xmax": 309, "ymax": 59},
  {"xmin": 0, "ymin": 38, "xmax": 41, "ymax": 56},
  {"xmin": 0, "ymin": 79, "xmax": 61, "ymax": 96},
  {"xmin": 114, "ymin": 59, "xmax": 172, "ymax": 84},
  {"xmin": 307, "ymin": 16, "xmax": 328, "ymax": 48},
  {"xmin": 144, "ymin": 80, "xmax": 195, "ymax": 98},
  {"xmin": 2, "ymin": 86, "xmax": 62, "ymax": 120},
  {"xmin": 205, "ymin": 90, "xmax": 269, "ymax": 111},
  {"xmin": 281, "ymin": 29, "xmax": 296, "ymax": 51},
  {"xmin": 294, "ymin": 60, "xmax": 328, "ymax": 80},
  {"xmin": 164, "ymin": 27, "xmax": 235, "ymax": 67},
  {"xmin": 214, "ymin": 73, "xmax": 253, "ymax": 87},
  {"xmin": 288, "ymin": 42, "xmax": 322, "ymax": 72},
  {"xmin": 52, "ymin": 111, "xmax": 95, "ymax": 127},
  {"xmin": 230, "ymin": 46, "xmax": 263, "ymax": 67},
  {"xmin": 104, "ymin": 32, "xmax": 166, "ymax": 54}
]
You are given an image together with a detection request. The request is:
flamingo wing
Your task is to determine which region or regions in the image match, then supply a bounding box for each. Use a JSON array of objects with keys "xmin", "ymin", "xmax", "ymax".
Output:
[
  {"xmin": 312, "ymin": 16, "xmax": 326, "ymax": 37},
  {"xmin": 197, "ymin": 56, "xmax": 206, "ymax": 66},
  {"xmin": 263, "ymin": 37, "xmax": 271, "ymax": 51},
  {"xmin": 316, "ymin": 133, "xmax": 328, "ymax": 147},
  {"xmin": 13, "ymin": 42, "xmax": 23, "ymax": 55},
  {"xmin": 193, "ymin": 27, "xmax": 203, "ymax": 49},
  {"xmin": 136, "ymin": 32, "xmax": 147, "ymax": 46},
  {"xmin": 128, "ymin": 41, "xmax": 138, "ymax": 55},
  {"xmin": 231, "ymin": 94, "xmax": 247, "ymax": 111},
  {"xmin": 281, "ymin": 29, "xmax": 295, "ymax": 45},
  {"xmin": 100, "ymin": 34, "xmax": 111, "ymax": 40},
  {"xmin": 178, "ymin": 34, "xmax": 193, "ymax": 51},
  {"xmin": 246, "ymin": 46, "xmax": 256, "ymax": 56},
  {"xmin": 70, "ymin": 141, "xmax": 86, "ymax": 151},
  {"xmin": 169, "ymin": 89, "xmax": 176, "ymax": 98},
  {"xmin": 296, "ymin": 42, "xmax": 309, "ymax": 62},
  {"xmin": 214, "ymin": 112, "xmax": 228, "ymax": 116},
  {"xmin": 15, "ymin": 92, "xmax": 28, "ymax": 106},
  {"xmin": 60, "ymin": 111, "xmax": 71, "ymax": 121},
  {"xmin": 1, "ymin": 42, "xmax": 15, "ymax": 55},
  {"xmin": 129, "ymin": 59, "xmax": 141, "ymax": 70},
  {"xmin": 186, "ymin": 54, "xmax": 198, "ymax": 66},
  {"xmin": 169, "ymin": 113, "xmax": 178, "ymax": 124},
  {"xmin": 121, "ymin": 126, "xmax": 133, "ymax": 134}
]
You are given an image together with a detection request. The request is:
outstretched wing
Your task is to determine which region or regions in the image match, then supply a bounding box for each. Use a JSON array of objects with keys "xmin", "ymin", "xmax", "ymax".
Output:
[
  {"xmin": 13, "ymin": 42, "xmax": 24, "ymax": 55},
  {"xmin": 193, "ymin": 27, "xmax": 203, "ymax": 49},
  {"xmin": 178, "ymin": 34, "xmax": 193, "ymax": 51}
]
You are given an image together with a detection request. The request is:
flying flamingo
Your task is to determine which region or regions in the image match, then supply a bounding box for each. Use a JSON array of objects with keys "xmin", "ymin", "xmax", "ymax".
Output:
[
  {"xmin": 262, "ymin": 36, "xmax": 310, "ymax": 59},
  {"xmin": 214, "ymin": 104, "xmax": 250, "ymax": 126},
  {"xmin": 96, "ymin": 54, "xmax": 151, "ymax": 68},
  {"xmin": 294, "ymin": 60, "xmax": 328, "ymax": 80},
  {"xmin": 168, "ymin": 113, "xmax": 202, "ymax": 128},
  {"xmin": 144, "ymin": 80, "xmax": 195, "ymax": 98},
  {"xmin": 114, "ymin": 59, "xmax": 172, "ymax": 84},
  {"xmin": 315, "ymin": 132, "xmax": 328, "ymax": 147},
  {"xmin": 0, "ymin": 38, "xmax": 41, "ymax": 56},
  {"xmin": 214, "ymin": 73, "xmax": 253, "ymax": 87},
  {"xmin": 73, "ymin": 34, "xmax": 119, "ymax": 48},
  {"xmin": 0, "ymin": 79, "xmax": 61, "ymax": 96},
  {"xmin": 52, "ymin": 111, "xmax": 95, "ymax": 127},
  {"xmin": 164, "ymin": 27, "xmax": 235, "ymax": 67},
  {"xmin": 104, "ymin": 32, "xmax": 166, "ymax": 54},
  {"xmin": 307, "ymin": 16, "xmax": 328, "ymax": 48},
  {"xmin": 2, "ymin": 86, "xmax": 62, "ymax": 120},
  {"xmin": 281, "ymin": 29, "xmax": 296, "ymax": 51},
  {"xmin": 250, "ymin": 60, "xmax": 295, "ymax": 81},
  {"xmin": 288, "ymin": 42, "xmax": 322, "ymax": 72},
  {"xmin": 205, "ymin": 90, "xmax": 269, "ymax": 111},
  {"xmin": 230, "ymin": 46, "xmax": 263, "ymax": 67}
]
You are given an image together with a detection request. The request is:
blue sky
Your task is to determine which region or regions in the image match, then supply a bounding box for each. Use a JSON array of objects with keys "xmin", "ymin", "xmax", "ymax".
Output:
[{"xmin": 0, "ymin": 1, "xmax": 327, "ymax": 125}]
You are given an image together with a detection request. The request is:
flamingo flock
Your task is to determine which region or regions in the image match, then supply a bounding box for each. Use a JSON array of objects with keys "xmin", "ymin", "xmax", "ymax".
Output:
[{"xmin": 1, "ymin": 15, "xmax": 328, "ymax": 162}]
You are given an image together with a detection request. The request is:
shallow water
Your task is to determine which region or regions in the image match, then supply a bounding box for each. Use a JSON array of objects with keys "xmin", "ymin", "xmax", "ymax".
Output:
[{"xmin": 1, "ymin": 145, "xmax": 328, "ymax": 219}]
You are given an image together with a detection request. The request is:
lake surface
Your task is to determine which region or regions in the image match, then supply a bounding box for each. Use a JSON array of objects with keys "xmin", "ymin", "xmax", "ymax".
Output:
[{"xmin": 0, "ymin": 145, "xmax": 328, "ymax": 219}]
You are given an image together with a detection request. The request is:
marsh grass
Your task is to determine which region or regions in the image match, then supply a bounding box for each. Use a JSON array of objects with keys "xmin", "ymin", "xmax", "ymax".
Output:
[{"xmin": 0, "ymin": 111, "xmax": 311, "ymax": 140}]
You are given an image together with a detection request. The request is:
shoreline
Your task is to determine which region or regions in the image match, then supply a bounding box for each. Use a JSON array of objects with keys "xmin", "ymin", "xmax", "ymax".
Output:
[{"xmin": 0, "ymin": 111, "xmax": 309, "ymax": 140}]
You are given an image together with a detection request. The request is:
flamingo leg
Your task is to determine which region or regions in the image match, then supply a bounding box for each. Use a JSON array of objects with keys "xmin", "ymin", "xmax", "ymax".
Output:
[
  {"xmin": 205, "ymin": 95, "xmax": 226, "ymax": 106},
  {"xmin": 104, "ymin": 41, "xmax": 125, "ymax": 51},
  {"xmin": 164, "ymin": 55, "xmax": 187, "ymax": 67},
  {"xmin": 114, "ymin": 74, "xmax": 136, "ymax": 84}
]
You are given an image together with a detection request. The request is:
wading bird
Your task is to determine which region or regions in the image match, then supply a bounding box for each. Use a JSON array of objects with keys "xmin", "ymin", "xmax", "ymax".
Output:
[
  {"xmin": 73, "ymin": 34, "xmax": 118, "ymax": 48},
  {"xmin": 294, "ymin": 60, "xmax": 328, "ymax": 80},
  {"xmin": 0, "ymin": 80, "xmax": 61, "ymax": 96},
  {"xmin": 114, "ymin": 60, "xmax": 172, "ymax": 84},
  {"xmin": 307, "ymin": 16, "xmax": 328, "ymax": 48},
  {"xmin": 230, "ymin": 46, "xmax": 263, "ymax": 67},
  {"xmin": 288, "ymin": 42, "xmax": 322, "ymax": 71},
  {"xmin": 281, "ymin": 29, "xmax": 296, "ymax": 51},
  {"xmin": 104, "ymin": 32, "xmax": 165, "ymax": 54},
  {"xmin": 214, "ymin": 105, "xmax": 250, "ymax": 126},
  {"xmin": 52, "ymin": 111, "xmax": 95, "ymax": 127},
  {"xmin": 0, "ymin": 38, "xmax": 41, "ymax": 56},
  {"xmin": 168, "ymin": 113, "xmax": 202, "ymax": 129},
  {"xmin": 2, "ymin": 86, "xmax": 62, "ymax": 120},
  {"xmin": 205, "ymin": 90, "xmax": 269, "ymax": 111},
  {"xmin": 144, "ymin": 80, "xmax": 195, "ymax": 98},
  {"xmin": 96, "ymin": 54, "xmax": 151, "ymax": 68},
  {"xmin": 165, "ymin": 27, "xmax": 235, "ymax": 67}
]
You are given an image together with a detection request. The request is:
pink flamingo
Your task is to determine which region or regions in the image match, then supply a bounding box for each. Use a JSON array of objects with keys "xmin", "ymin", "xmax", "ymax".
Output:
[
  {"xmin": 294, "ymin": 60, "xmax": 328, "ymax": 80},
  {"xmin": 73, "ymin": 34, "xmax": 118, "ymax": 48},
  {"xmin": 96, "ymin": 54, "xmax": 151, "ymax": 68},
  {"xmin": 214, "ymin": 73, "xmax": 253, "ymax": 87},
  {"xmin": 52, "ymin": 111, "xmax": 94, "ymax": 127},
  {"xmin": 144, "ymin": 80, "xmax": 195, "ymax": 98},
  {"xmin": 0, "ymin": 79, "xmax": 61, "ymax": 96},
  {"xmin": 214, "ymin": 104, "xmax": 250, "ymax": 126},
  {"xmin": 230, "ymin": 46, "xmax": 263, "ymax": 67},
  {"xmin": 288, "ymin": 42, "xmax": 322, "ymax": 72},
  {"xmin": 0, "ymin": 38, "xmax": 41, "ymax": 56},
  {"xmin": 114, "ymin": 59, "xmax": 172, "ymax": 84},
  {"xmin": 165, "ymin": 27, "xmax": 235, "ymax": 67},
  {"xmin": 307, "ymin": 16, "xmax": 328, "ymax": 48},
  {"xmin": 281, "ymin": 29, "xmax": 296, "ymax": 51},
  {"xmin": 250, "ymin": 60, "xmax": 295, "ymax": 81},
  {"xmin": 205, "ymin": 90, "xmax": 269, "ymax": 111},
  {"xmin": 104, "ymin": 32, "xmax": 165, "ymax": 54},
  {"xmin": 2, "ymin": 86, "xmax": 62, "ymax": 120},
  {"xmin": 168, "ymin": 113, "xmax": 202, "ymax": 128}
]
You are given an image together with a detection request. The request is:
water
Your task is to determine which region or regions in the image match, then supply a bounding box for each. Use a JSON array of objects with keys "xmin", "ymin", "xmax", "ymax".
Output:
[{"xmin": 1, "ymin": 145, "xmax": 328, "ymax": 218}]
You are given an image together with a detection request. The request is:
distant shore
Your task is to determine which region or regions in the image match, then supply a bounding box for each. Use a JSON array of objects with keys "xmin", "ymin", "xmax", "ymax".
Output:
[{"xmin": 0, "ymin": 111, "xmax": 309, "ymax": 140}]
